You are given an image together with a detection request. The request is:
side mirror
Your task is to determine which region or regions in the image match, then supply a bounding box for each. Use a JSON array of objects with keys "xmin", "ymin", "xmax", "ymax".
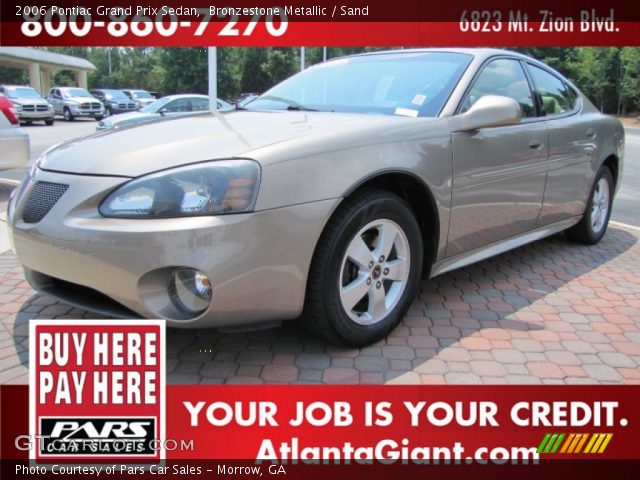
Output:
[{"xmin": 451, "ymin": 95, "xmax": 522, "ymax": 132}]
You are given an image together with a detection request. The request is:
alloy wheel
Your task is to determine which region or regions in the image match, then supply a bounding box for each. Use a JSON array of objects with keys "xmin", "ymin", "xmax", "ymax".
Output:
[{"xmin": 338, "ymin": 219, "xmax": 410, "ymax": 325}]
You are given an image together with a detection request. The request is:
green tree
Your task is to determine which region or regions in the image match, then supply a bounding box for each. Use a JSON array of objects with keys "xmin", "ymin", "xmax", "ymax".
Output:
[
  {"xmin": 263, "ymin": 48, "xmax": 297, "ymax": 85},
  {"xmin": 240, "ymin": 48, "xmax": 271, "ymax": 93},
  {"xmin": 620, "ymin": 48, "xmax": 640, "ymax": 114},
  {"xmin": 161, "ymin": 48, "xmax": 208, "ymax": 94}
]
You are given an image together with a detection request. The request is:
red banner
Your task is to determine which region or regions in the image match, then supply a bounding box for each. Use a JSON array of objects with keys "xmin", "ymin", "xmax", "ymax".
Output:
[
  {"xmin": 3, "ymin": 385, "xmax": 640, "ymax": 461},
  {"xmin": 1, "ymin": 1, "xmax": 639, "ymax": 45}
]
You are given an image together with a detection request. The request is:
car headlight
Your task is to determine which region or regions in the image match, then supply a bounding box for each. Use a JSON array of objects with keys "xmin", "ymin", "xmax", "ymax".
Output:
[
  {"xmin": 13, "ymin": 103, "xmax": 22, "ymax": 111},
  {"xmin": 99, "ymin": 160, "xmax": 260, "ymax": 218}
]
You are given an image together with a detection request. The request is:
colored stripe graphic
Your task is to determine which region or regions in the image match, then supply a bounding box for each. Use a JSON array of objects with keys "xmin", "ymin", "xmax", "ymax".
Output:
[
  {"xmin": 539, "ymin": 433, "xmax": 613, "ymax": 454},
  {"xmin": 597, "ymin": 434, "xmax": 613, "ymax": 453},
  {"xmin": 559, "ymin": 433, "xmax": 575, "ymax": 453},
  {"xmin": 537, "ymin": 433, "xmax": 551, "ymax": 453}
]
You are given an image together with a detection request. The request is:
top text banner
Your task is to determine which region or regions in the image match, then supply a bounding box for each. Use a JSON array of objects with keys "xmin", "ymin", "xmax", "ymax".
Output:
[{"xmin": 1, "ymin": 0, "xmax": 639, "ymax": 46}]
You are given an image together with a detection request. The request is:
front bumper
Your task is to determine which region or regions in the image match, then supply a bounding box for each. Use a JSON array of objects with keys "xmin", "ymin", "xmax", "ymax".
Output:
[
  {"xmin": 69, "ymin": 107, "xmax": 104, "ymax": 117},
  {"xmin": 8, "ymin": 168, "xmax": 337, "ymax": 327},
  {"xmin": 18, "ymin": 111, "xmax": 54, "ymax": 121}
]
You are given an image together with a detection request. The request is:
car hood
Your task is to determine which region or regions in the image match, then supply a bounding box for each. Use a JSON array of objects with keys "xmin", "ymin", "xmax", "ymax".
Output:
[
  {"xmin": 40, "ymin": 110, "xmax": 425, "ymax": 177},
  {"xmin": 64, "ymin": 97, "xmax": 98, "ymax": 103},
  {"xmin": 11, "ymin": 98, "xmax": 49, "ymax": 105}
]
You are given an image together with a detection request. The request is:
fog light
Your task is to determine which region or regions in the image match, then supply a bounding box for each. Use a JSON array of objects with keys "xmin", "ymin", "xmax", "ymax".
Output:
[{"xmin": 168, "ymin": 268, "xmax": 212, "ymax": 316}]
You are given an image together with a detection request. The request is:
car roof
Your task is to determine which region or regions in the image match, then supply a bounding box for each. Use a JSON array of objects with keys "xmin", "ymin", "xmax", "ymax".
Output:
[
  {"xmin": 343, "ymin": 47, "xmax": 528, "ymax": 62},
  {"xmin": 333, "ymin": 47, "xmax": 569, "ymax": 86},
  {"xmin": 160, "ymin": 94, "xmax": 209, "ymax": 100}
]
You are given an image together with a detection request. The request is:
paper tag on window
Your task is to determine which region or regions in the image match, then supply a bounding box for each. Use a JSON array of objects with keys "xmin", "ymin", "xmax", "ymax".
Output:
[
  {"xmin": 394, "ymin": 107, "xmax": 420, "ymax": 118},
  {"xmin": 411, "ymin": 94, "xmax": 427, "ymax": 105}
]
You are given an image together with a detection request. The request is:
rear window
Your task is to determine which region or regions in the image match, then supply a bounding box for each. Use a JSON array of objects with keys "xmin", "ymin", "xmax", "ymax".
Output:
[{"xmin": 527, "ymin": 64, "xmax": 577, "ymax": 115}]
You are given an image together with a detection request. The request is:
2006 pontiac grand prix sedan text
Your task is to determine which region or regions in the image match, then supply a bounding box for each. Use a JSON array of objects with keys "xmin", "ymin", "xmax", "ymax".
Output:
[{"xmin": 7, "ymin": 49, "xmax": 624, "ymax": 345}]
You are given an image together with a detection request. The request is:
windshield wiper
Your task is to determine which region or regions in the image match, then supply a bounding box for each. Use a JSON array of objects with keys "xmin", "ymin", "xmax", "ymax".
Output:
[{"xmin": 257, "ymin": 95, "xmax": 318, "ymax": 111}]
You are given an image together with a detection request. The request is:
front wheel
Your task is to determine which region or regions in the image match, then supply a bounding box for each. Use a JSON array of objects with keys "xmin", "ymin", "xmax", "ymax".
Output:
[
  {"xmin": 45, "ymin": 119, "xmax": 54, "ymax": 126},
  {"xmin": 302, "ymin": 190, "xmax": 423, "ymax": 346},
  {"xmin": 565, "ymin": 166, "xmax": 614, "ymax": 245},
  {"xmin": 63, "ymin": 108, "xmax": 74, "ymax": 121}
]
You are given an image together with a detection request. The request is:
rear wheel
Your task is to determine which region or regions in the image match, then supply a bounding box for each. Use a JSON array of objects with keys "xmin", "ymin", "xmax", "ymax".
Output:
[
  {"xmin": 302, "ymin": 190, "xmax": 423, "ymax": 346},
  {"xmin": 63, "ymin": 108, "xmax": 74, "ymax": 121},
  {"xmin": 565, "ymin": 166, "xmax": 614, "ymax": 245}
]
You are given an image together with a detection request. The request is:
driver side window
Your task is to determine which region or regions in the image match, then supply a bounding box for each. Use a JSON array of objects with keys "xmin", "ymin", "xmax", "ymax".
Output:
[{"xmin": 461, "ymin": 58, "xmax": 535, "ymax": 118}]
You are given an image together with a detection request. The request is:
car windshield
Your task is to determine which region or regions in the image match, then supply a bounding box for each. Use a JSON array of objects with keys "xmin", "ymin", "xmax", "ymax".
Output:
[
  {"xmin": 63, "ymin": 88, "xmax": 92, "ymax": 98},
  {"xmin": 105, "ymin": 90, "xmax": 130, "ymax": 100},
  {"xmin": 246, "ymin": 52, "xmax": 472, "ymax": 117},
  {"xmin": 140, "ymin": 97, "xmax": 172, "ymax": 113},
  {"xmin": 133, "ymin": 90, "xmax": 153, "ymax": 99},
  {"xmin": 6, "ymin": 87, "xmax": 42, "ymax": 99}
]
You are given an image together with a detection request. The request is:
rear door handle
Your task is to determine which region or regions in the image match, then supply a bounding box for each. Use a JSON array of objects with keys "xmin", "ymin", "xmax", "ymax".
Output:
[
  {"xmin": 529, "ymin": 139, "xmax": 543, "ymax": 149},
  {"xmin": 586, "ymin": 128, "xmax": 596, "ymax": 138}
]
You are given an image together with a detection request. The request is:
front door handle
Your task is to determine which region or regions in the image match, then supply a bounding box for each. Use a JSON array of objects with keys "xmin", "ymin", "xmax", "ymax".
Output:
[
  {"xmin": 529, "ymin": 139, "xmax": 543, "ymax": 150},
  {"xmin": 586, "ymin": 128, "xmax": 596, "ymax": 138}
]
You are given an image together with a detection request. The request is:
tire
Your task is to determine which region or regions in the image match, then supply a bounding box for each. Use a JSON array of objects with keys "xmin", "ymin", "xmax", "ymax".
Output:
[
  {"xmin": 565, "ymin": 166, "xmax": 614, "ymax": 245},
  {"xmin": 302, "ymin": 189, "xmax": 423, "ymax": 346},
  {"xmin": 45, "ymin": 119, "xmax": 54, "ymax": 126},
  {"xmin": 104, "ymin": 107, "xmax": 113, "ymax": 117},
  {"xmin": 63, "ymin": 108, "xmax": 74, "ymax": 121},
  {"xmin": 95, "ymin": 116, "xmax": 104, "ymax": 121}
]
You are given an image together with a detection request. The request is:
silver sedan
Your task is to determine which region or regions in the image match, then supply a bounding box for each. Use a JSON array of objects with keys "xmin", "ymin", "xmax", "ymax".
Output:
[
  {"xmin": 7, "ymin": 48, "xmax": 624, "ymax": 345},
  {"xmin": 95, "ymin": 94, "xmax": 234, "ymax": 130}
]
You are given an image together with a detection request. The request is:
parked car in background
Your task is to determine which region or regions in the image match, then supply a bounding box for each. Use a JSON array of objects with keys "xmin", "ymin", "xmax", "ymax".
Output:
[
  {"xmin": 48, "ymin": 87, "xmax": 104, "ymax": 121},
  {"xmin": 0, "ymin": 85, "xmax": 55, "ymax": 126},
  {"xmin": 90, "ymin": 89, "xmax": 138, "ymax": 117},
  {"xmin": 9, "ymin": 49, "xmax": 624, "ymax": 346},
  {"xmin": 122, "ymin": 89, "xmax": 156, "ymax": 108},
  {"xmin": 96, "ymin": 94, "xmax": 233, "ymax": 130},
  {"xmin": 230, "ymin": 92, "xmax": 260, "ymax": 107},
  {"xmin": 0, "ymin": 95, "xmax": 29, "ymax": 169}
]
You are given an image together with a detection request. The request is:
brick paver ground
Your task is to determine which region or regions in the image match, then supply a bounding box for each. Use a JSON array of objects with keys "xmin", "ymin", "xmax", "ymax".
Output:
[{"xmin": 0, "ymin": 225, "xmax": 639, "ymax": 385}]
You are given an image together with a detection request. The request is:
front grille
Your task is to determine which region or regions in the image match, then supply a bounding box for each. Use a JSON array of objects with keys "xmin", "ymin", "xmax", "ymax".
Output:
[
  {"xmin": 22, "ymin": 182, "xmax": 69, "ymax": 223},
  {"xmin": 81, "ymin": 102, "xmax": 102, "ymax": 110},
  {"xmin": 21, "ymin": 104, "xmax": 49, "ymax": 112}
]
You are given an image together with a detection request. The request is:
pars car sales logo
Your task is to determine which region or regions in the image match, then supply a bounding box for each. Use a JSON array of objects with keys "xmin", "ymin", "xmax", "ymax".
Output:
[{"xmin": 29, "ymin": 320, "xmax": 165, "ymax": 461}]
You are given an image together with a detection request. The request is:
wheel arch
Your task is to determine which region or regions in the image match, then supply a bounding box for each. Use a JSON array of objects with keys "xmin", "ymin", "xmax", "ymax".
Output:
[
  {"xmin": 601, "ymin": 154, "xmax": 619, "ymax": 190},
  {"xmin": 342, "ymin": 170, "xmax": 439, "ymax": 279}
]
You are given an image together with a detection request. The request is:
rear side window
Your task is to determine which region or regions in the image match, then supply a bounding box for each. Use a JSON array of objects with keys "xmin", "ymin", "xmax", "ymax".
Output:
[
  {"xmin": 527, "ymin": 64, "xmax": 577, "ymax": 116},
  {"xmin": 460, "ymin": 58, "xmax": 535, "ymax": 118},
  {"xmin": 191, "ymin": 98, "xmax": 209, "ymax": 111}
]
